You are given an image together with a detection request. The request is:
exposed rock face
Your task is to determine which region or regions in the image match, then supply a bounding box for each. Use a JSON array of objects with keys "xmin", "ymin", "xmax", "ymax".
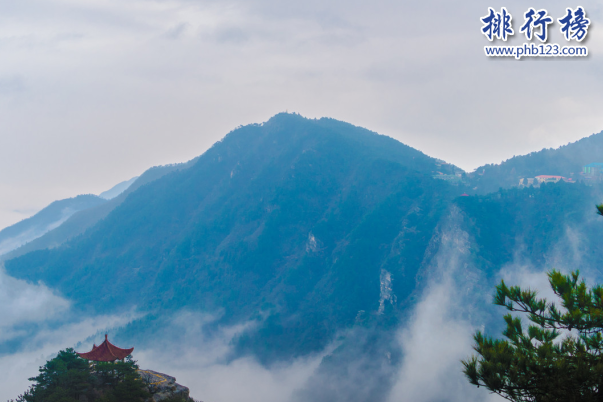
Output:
[{"xmin": 139, "ymin": 369, "xmax": 194, "ymax": 402}]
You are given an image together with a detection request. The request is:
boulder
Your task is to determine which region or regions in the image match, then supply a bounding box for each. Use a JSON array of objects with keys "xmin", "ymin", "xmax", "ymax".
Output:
[{"xmin": 138, "ymin": 369, "xmax": 195, "ymax": 402}]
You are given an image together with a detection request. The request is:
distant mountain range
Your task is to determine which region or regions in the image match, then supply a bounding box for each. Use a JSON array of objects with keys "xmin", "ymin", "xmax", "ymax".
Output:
[
  {"xmin": 3, "ymin": 114, "xmax": 603, "ymax": 401},
  {"xmin": 99, "ymin": 176, "xmax": 139, "ymax": 200},
  {"xmin": 0, "ymin": 176, "xmax": 141, "ymax": 259},
  {"xmin": 0, "ymin": 195, "xmax": 106, "ymax": 256},
  {"xmin": 0, "ymin": 158, "xmax": 198, "ymax": 262}
]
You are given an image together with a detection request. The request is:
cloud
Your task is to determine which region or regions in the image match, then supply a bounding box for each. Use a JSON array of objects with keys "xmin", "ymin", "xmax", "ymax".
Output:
[
  {"xmin": 133, "ymin": 311, "xmax": 325, "ymax": 402},
  {"xmin": 0, "ymin": 206, "xmax": 503, "ymax": 402},
  {"xmin": 389, "ymin": 277, "xmax": 501, "ymax": 402},
  {"xmin": 3, "ymin": 0, "xmax": 603, "ymax": 230},
  {"xmin": 130, "ymin": 312, "xmax": 394, "ymax": 402},
  {"xmin": 0, "ymin": 75, "xmax": 26, "ymax": 95},
  {"xmin": 0, "ymin": 267, "xmax": 69, "ymax": 341},
  {"xmin": 0, "ymin": 311, "xmax": 136, "ymax": 401},
  {"xmin": 132, "ymin": 208, "xmax": 497, "ymax": 402},
  {"xmin": 1, "ymin": 204, "xmax": 601, "ymax": 402},
  {"xmin": 292, "ymin": 327, "xmax": 398, "ymax": 402},
  {"xmin": 0, "ymin": 266, "xmax": 138, "ymax": 400},
  {"xmin": 163, "ymin": 22, "xmax": 189, "ymax": 40},
  {"xmin": 499, "ymin": 263, "xmax": 558, "ymax": 303},
  {"xmin": 0, "ymin": 207, "xmax": 77, "ymax": 256},
  {"xmin": 388, "ymin": 208, "xmax": 502, "ymax": 402}
]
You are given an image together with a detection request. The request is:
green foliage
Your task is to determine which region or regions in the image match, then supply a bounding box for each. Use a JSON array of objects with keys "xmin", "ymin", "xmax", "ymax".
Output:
[
  {"xmin": 14, "ymin": 348, "xmax": 92, "ymax": 402},
  {"xmin": 463, "ymin": 270, "xmax": 603, "ymax": 401},
  {"xmin": 95, "ymin": 357, "xmax": 149, "ymax": 402},
  {"xmin": 9, "ymin": 349, "xmax": 149, "ymax": 402}
]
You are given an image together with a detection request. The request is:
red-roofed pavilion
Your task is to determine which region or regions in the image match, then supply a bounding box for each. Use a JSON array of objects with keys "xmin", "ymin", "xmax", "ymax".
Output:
[{"xmin": 77, "ymin": 334, "xmax": 134, "ymax": 362}]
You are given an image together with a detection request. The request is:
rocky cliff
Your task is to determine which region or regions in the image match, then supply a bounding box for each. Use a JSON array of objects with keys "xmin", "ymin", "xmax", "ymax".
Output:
[{"xmin": 139, "ymin": 369, "xmax": 197, "ymax": 402}]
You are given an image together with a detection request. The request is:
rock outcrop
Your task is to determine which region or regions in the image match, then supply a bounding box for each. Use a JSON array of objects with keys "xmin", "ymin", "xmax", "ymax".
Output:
[{"xmin": 139, "ymin": 369, "xmax": 195, "ymax": 402}]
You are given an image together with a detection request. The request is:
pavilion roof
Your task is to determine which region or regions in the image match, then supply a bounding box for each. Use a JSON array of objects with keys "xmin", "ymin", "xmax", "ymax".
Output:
[{"xmin": 77, "ymin": 334, "xmax": 134, "ymax": 362}]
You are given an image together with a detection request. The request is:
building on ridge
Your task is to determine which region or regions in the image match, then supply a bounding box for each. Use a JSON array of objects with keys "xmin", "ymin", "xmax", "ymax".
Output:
[
  {"xmin": 583, "ymin": 162, "xmax": 603, "ymax": 175},
  {"xmin": 582, "ymin": 163, "xmax": 603, "ymax": 183},
  {"xmin": 518, "ymin": 176, "xmax": 574, "ymax": 188},
  {"xmin": 534, "ymin": 175, "xmax": 574, "ymax": 184}
]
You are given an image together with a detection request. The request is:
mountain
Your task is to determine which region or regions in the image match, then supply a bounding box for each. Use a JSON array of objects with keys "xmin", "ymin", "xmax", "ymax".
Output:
[
  {"xmin": 0, "ymin": 195, "xmax": 106, "ymax": 256},
  {"xmin": 470, "ymin": 130, "xmax": 603, "ymax": 193},
  {"xmin": 99, "ymin": 176, "xmax": 139, "ymax": 200},
  {"xmin": 5, "ymin": 114, "xmax": 603, "ymax": 401},
  {"xmin": 5, "ymin": 114, "xmax": 462, "ymax": 360},
  {"xmin": 1, "ymin": 158, "xmax": 198, "ymax": 262}
]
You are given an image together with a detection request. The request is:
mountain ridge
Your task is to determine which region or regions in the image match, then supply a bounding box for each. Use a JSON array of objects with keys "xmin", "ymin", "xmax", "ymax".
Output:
[
  {"xmin": 470, "ymin": 130, "xmax": 603, "ymax": 193},
  {"xmin": 5, "ymin": 113, "xmax": 461, "ymax": 361},
  {"xmin": 1, "ymin": 157, "xmax": 199, "ymax": 262},
  {"xmin": 0, "ymin": 194, "xmax": 106, "ymax": 257}
]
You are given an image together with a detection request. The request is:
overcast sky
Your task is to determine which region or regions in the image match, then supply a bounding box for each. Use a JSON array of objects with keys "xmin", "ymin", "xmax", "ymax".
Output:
[{"xmin": 2, "ymin": 0, "xmax": 603, "ymax": 229}]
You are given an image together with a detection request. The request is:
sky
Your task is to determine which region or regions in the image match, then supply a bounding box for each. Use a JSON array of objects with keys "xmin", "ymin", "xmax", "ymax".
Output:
[{"xmin": 2, "ymin": 0, "xmax": 603, "ymax": 229}]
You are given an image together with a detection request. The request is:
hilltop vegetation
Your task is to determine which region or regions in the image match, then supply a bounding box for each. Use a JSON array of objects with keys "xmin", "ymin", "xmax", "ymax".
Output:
[
  {"xmin": 11, "ymin": 350, "xmax": 148, "ymax": 402},
  {"xmin": 471, "ymin": 130, "xmax": 603, "ymax": 193},
  {"xmin": 10, "ymin": 349, "xmax": 193, "ymax": 402}
]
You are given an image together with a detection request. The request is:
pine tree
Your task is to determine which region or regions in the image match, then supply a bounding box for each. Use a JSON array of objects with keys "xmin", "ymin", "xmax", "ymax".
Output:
[
  {"xmin": 463, "ymin": 205, "xmax": 603, "ymax": 401},
  {"xmin": 10, "ymin": 349, "xmax": 149, "ymax": 402}
]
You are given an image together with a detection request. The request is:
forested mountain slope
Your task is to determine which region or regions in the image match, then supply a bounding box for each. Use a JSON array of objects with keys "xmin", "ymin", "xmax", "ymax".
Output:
[
  {"xmin": 5, "ymin": 114, "xmax": 461, "ymax": 361},
  {"xmin": 471, "ymin": 130, "xmax": 603, "ymax": 193}
]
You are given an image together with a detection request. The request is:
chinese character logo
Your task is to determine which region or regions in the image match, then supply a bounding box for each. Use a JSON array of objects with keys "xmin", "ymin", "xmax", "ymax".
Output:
[
  {"xmin": 520, "ymin": 8, "xmax": 553, "ymax": 42},
  {"xmin": 558, "ymin": 6, "xmax": 590, "ymax": 41},
  {"xmin": 481, "ymin": 7, "xmax": 514, "ymax": 41}
]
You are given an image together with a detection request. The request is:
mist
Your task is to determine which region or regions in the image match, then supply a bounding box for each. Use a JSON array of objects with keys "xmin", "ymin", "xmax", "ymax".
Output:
[
  {"xmin": 132, "ymin": 312, "xmax": 325, "ymax": 402},
  {"xmin": 128, "ymin": 208, "xmax": 499, "ymax": 402},
  {"xmin": 387, "ymin": 206, "xmax": 500, "ymax": 402},
  {"xmin": 0, "ymin": 265, "xmax": 139, "ymax": 400},
  {"xmin": 0, "ymin": 208, "xmax": 75, "ymax": 256},
  {"xmin": 125, "ymin": 207, "xmax": 505, "ymax": 402},
  {"xmin": 0, "ymin": 267, "xmax": 69, "ymax": 343},
  {"xmin": 1, "ymin": 204, "xmax": 601, "ymax": 402},
  {"xmin": 0, "ymin": 300, "xmax": 135, "ymax": 400}
]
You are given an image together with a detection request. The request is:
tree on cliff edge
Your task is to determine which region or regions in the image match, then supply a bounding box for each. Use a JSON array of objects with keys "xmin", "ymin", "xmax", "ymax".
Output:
[
  {"xmin": 10, "ymin": 348, "xmax": 149, "ymax": 402},
  {"xmin": 462, "ymin": 205, "xmax": 603, "ymax": 402}
]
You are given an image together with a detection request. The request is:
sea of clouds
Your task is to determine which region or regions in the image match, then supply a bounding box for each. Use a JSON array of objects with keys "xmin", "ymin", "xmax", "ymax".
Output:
[{"xmin": 1, "ymin": 208, "xmax": 600, "ymax": 401}]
